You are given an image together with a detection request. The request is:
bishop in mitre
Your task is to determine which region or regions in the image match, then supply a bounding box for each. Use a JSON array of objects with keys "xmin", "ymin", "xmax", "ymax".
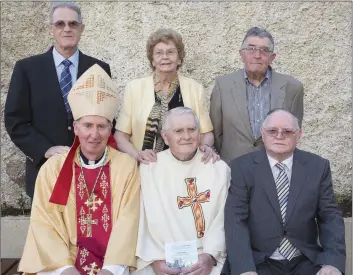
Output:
[
  {"xmin": 134, "ymin": 107, "xmax": 229, "ymax": 275},
  {"xmin": 18, "ymin": 64, "xmax": 140, "ymax": 275}
]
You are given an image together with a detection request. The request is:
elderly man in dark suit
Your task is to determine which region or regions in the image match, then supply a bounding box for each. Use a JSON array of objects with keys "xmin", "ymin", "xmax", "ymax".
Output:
[
  {"xmin": 224, "ymin": 109, "xmax": 345, "ymax": 275},
  {"xmin": 4, "ymin": 2, "xmax": 111, "ymax": 198},
  {"xmin": 210, "ymin": 27, "xmax": 304, "ymax": 165}
]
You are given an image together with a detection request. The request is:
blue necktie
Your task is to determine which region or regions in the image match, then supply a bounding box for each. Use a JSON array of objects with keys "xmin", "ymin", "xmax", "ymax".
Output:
[{"xmin": 60, "ymin": 59, "xmax": 72, "ymax": 118}]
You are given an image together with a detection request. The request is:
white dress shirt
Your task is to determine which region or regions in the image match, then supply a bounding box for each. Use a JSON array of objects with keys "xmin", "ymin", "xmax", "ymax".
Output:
[{"xmin": 52, "ymin": 46, "xmax": 79, "ymax": 84}]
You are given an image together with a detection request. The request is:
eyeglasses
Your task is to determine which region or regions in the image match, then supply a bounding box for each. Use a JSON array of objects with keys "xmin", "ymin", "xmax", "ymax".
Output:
[
  {"xmin": 242, "ymin": 47, "xmax": 273, "ymax": 55},
  {"xmin": 52, "ymin": 20, "xmax": 81, "ymax": 29},
  {"xmin": 263, "ymin": 128, "xmax": 297, "ymax": 138},
  {"xmin": 153, "ymin": 49, "xmax": 178, "ymax": 58}
]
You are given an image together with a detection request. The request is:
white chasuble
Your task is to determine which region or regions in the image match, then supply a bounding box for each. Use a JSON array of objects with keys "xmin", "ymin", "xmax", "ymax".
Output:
[{"xmin": 135, "ymin": 149, "xmax": 230, "ymax": 275}]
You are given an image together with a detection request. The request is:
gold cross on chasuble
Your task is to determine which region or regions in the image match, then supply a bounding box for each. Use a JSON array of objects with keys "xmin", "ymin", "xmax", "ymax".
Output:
[
  {"xmin": 79, "ymin": 213, "xmax": 98, "ymax": 237},
  {"xmin": 177, "ymin": 178, "xmax": 210, "ymax": 238},
  {"xmin": 82, "ymin": 262, "xmax": 100, "ymax": 275}
]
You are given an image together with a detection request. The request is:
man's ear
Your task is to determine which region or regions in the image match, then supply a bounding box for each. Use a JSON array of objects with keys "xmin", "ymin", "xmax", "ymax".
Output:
[
  {"xmin": 161, "ymin": 131, "xmax": 169, "ymax": 146},
  {"xmin": 49, "ymin": 24, "xmax": 54, "ymax": 36},
  {"xmin": 73, "ymin": 120, "xmax": 79, "ymax": 136},
  {"xmin": 269, "ymin": 53, "xmax": 276, "ymax": 64}
]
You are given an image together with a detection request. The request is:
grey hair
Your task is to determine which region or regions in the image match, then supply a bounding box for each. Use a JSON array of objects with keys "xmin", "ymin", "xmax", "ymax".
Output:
[
  {"xmin": 50, "ymin": 2, "xmax": 82, "ymax": 23},
  {"xmin": 161, "ymin": 107, "xmax": 200, "ymax": 132},
  {"xmin": 262, "ymin": 109, "xmax": 300, "ymax": 130},
  {"xmin": 241, "ymin": 27, "xmax": 275, "ymax": 52}
]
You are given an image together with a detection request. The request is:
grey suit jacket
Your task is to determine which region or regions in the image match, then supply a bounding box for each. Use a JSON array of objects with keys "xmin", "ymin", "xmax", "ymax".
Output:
[
  {"xmin": 210, "ymin": 68, "xmax": 304, "ymax": 164},
  {"xmin": 224, "ymin": 149, "xmax": 346, "ymax": 275}
]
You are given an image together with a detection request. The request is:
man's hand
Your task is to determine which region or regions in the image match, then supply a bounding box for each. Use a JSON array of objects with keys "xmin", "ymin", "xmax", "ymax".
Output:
[
  {"xmin": 240, "ymin": 272, "xmax": 258, "ymax": 275},
  {"xmin": 97, "ymin": 269, "xmax": 114, "ymax": 275},
  {"xmin": 199, "ymin": 145, "xmax": 220, "ymax": 164},
  {"xmin": 136, "ymin": 149, "xmax": 157, "ymax": 164},
  {"xmin": 45, "ymin": 146, "xmax": 70, "ymax": 158},
  {"xmin": 181, "ymin": 253, "xmax": 214, "ymax": 275},
  {"xmin": 316, "ymin": 265, "xmax": 342, "ymax": 275},
  {"xmin": 61, "ymin": 267, "xmax": 81, "ymax": 275},
  {"xmin": 151, "ymin": 260, "xmax": 181, "ymax": 275}
]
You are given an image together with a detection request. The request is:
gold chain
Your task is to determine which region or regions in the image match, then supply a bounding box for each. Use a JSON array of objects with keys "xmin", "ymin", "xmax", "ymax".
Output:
[{"xmin": 79, "ymin": 151, "xmax": 107, "ymax": 208}]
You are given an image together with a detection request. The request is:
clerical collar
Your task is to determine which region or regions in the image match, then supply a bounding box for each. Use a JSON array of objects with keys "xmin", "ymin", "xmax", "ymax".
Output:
[
  {"xmin": 171, "ymin": 149, "xmax": 198, "ymax": 162},
  {"xmin": 79, "ymin": 147, "xmax": 108, "ymax": 169}
]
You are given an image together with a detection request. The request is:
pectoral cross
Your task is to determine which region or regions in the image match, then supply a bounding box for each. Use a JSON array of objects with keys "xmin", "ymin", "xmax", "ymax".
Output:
[
  {"xmin": 84, "ymin": 193, "xmax": 103, "ymax": 212},
  {"xmin": 82, "ymin": 262, "xmax": 100, "ymax": 275},
  {"xmin": 79, "ymin": 213, "xmax": 98, "ymax": 237},
  {"xmin": 177, "ymin": 178, "xmax": 210, "ymax": 238}
]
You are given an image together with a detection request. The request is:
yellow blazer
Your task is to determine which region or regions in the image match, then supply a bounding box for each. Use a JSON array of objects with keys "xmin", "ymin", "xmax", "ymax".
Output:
[{"xmin": 116, "ymin": 73, "xmax": 213, "ymax": 151}]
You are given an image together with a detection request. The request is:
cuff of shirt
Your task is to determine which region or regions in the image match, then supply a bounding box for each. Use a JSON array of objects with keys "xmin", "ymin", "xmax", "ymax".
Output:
[
  {"xmin": 102, "ymin": 265, "xmax": 127, "ymax": 275},
  {"xmin": 37, "ymin": 265, "xmax": 73, "ymax": 275}
]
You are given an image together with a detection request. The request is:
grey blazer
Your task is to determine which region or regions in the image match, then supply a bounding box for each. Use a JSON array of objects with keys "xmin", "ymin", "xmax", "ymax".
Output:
[
  {"xmin": 224, "ymin": 149, "xmax": 346, "ymax": 275},
  {"xmin": 210, "ymin": 68, "xmax": 304, "ymax": 164}
]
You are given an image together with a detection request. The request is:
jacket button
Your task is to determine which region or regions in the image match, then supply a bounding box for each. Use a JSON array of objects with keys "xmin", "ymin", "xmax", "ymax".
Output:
[
  {"xmin": 253, "ymin": 142, "xmax": 257, "ymax": 147},
  {"xmin": 68, "ymin": 126, "xmax": 72, "ymax": 131},
  {"xmin": 284, "ymin": 231, "xmax": 287, "ymax": 235}
]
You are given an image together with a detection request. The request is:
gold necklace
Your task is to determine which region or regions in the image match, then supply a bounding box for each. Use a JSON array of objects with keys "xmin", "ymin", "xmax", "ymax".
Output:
[{"xmin": 79, "ymin": 151, "xmax": 107, "ymax": 208}]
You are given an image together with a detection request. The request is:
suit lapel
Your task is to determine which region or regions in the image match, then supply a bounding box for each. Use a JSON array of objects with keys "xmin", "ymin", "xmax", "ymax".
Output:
[
  {"xmin": 231, "ymin": 70, "xmax": 253, "ymax": 138},
  {"xmin": 78, "ymin": 51, "xmax": 89, "ymax": 78},
  {"xmin": 270, "ymin": 71, "xmax": 286, "ymax": 109},
  {"xmin": 285, "ymin": 149, "xmax": 309, "ymax": 223},
  {"xmin": 254, "ymin": 151, "xmax": 283, "ymax": 223},
  {"xmin": 42, "ymin": 47, "xmax": 67, "ymax": 113}
]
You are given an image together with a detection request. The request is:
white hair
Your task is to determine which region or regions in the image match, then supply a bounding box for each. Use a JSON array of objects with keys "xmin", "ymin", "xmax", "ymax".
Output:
[{"xmin": 161, "ymin": 107, "xmax": 200, "ymax": 132}]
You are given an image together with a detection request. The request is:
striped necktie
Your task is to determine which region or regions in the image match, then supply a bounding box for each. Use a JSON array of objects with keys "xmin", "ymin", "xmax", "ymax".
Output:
[
  {"xmin": 60, "ymin": 59, "xmax": 72, "ymax": 118},
  {"xmin": 275, "ymin": 162, "xmax": 298, "ymax": 260}
]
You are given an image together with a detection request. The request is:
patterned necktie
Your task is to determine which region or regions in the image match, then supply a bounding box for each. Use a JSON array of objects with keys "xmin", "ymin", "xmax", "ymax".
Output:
[
  {"xmin": 60, "ymin": 59, "xmax": 72, "ymax": 118},
  {"xmin": 275, "ymin": 162, "xmax": 298, "ymax": 260}
]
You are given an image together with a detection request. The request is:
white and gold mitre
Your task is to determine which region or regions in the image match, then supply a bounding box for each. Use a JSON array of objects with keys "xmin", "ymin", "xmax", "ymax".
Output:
[{"xmin": 68, "ymin": 64, "xmax": 119, "ymax": 122}]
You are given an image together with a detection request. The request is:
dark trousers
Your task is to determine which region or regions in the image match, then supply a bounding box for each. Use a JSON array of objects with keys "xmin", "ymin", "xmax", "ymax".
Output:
[{"xmin": 256, "ymin": 255, "xmax": 321, "ymax": 275}]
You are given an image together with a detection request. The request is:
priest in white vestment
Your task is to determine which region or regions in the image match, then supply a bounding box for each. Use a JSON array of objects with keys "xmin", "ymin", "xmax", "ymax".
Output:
[{"xmin": 135, "ymin": 107, "xmax": 230, "ymax": 275}]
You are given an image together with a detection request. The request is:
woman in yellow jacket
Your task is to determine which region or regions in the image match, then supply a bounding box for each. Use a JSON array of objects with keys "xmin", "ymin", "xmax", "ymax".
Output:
[{"xmin": 114, "ymin": 28, "xmax": 218, "ymax": 164}]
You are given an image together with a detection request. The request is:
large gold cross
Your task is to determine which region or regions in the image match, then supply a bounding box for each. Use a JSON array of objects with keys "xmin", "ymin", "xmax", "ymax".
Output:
[
  {"xmin": 82, "ymin": 262, "xmax": 100, "ymax": 275},
  {"xmin": 79, "ymin": 213, "xmax": 98, "ymax": 237},
  {"xmin": 177, "ymin": 178, "xmax": 210, "ymax": 238},
  {"xmin": 84, "ymin": 193, "xmax": 103, "ymax": 212}
]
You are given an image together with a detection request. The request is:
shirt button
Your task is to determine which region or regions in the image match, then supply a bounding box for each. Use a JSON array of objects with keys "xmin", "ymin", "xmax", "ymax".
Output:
[
  {"xmin": 256, "ymin": 119, "xmax": 259, "ymax": 122},
  {"xmin": 68, "ymin": 126, "xmax": 72, "ymax": 130},
  {"xmin": 257, "ymin": 104, "xmax": 260, "ymax": 107}
]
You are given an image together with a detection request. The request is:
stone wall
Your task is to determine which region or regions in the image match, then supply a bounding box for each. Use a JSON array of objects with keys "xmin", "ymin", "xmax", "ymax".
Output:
[{"xmin": 1, "ymin": 1, "xmax": 352, "ymax": 209}]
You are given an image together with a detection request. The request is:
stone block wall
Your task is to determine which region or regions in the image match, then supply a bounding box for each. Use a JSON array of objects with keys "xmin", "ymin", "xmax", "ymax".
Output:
[{"xmin": 1, "ymin": 1, "xmax": 351, "ymax": 209}]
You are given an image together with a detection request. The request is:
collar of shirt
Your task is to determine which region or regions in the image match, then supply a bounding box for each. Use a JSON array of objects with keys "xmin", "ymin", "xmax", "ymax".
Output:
[
  {"xmin": 52, "ymin": 46, "xmax": 79, "ymax": 68},
  {"xmin": 79, "ymin": 147, "xmax": 108, "ymax": 169},
  {"xmin": 267, "ymin": 154, "xmax": 293, "ymax": 172},
  {"xmin": 244, "ymin": 66, "xmax": 272, "ymax": 82}
]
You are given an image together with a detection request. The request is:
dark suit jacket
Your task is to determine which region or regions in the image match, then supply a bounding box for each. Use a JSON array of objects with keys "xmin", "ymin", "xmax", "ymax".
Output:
[
  {"xmin": 210, "ymin": 68, "xmax": 304, "ymax": 165},
  {"xmin": 224, "ymin": 149, "xmax": 346, "ymax": 275},
  {"xmin": 4, "ymin": 46, "xmax": 111, "ymax": 198}
]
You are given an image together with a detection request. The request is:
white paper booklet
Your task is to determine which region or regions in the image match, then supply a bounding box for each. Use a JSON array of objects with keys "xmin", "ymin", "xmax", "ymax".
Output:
[{"xmin": 165, "ymin": 240, "xmax": 198, "ymax": 268}]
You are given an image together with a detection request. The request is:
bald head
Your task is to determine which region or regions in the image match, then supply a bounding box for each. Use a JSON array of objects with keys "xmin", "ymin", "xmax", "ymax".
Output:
[{"xmin": 262, "ymin": 109, "xmax": 300, "ymax": 130}]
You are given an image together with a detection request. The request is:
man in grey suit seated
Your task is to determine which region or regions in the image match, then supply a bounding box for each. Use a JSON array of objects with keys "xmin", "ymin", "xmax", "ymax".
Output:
[
  {"xmin": 224, "ymin": 109, "xmax": 345, "ymax": 275},
  {"xmin": 210, "ymin": 27, "xmax": 304, "ymax": 165}
]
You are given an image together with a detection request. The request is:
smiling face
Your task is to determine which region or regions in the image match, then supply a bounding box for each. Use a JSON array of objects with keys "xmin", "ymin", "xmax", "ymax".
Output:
[
  {"xmin": 73, "ymin": 115, "xmax": 112, "ymax": 160},
  {"xmin": 161, "ymin": 113, "xmax": 200, "ymax": 160},
  {"xmin": 240, "ymin": 36, "xmax": 276, "ymax": 76},
  {"xmin": 261, "ymin": 111, "xmax": 302, "ymax": 161},
  {"xmin": 151, "ymin": 40, "xmax": 181, "ymax": 74},
  {"xmin": 50, "ymin": 7, "xmax": 85, "ymax": 53}
]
